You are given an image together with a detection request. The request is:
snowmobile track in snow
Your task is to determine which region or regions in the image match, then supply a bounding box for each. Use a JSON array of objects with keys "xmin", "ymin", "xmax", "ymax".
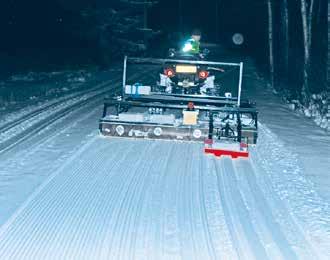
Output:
[
  {"xmin": 0, "ymin": 63, "xmax": 329, "ymax": 259},
  {"xmin": 0, "ymin": 137, "xmax": 326, "ymax": 259},
  {"xmin": 0, "ymin": 67, "xmax": 150, "ymax": 155},
  {"xmin": 0, "ymin": 91, "xmax": 109, "ymax": 154},
  {"xmin": 0, "ymin": 77, "xmax": 121, "ymax": 134},
  {"xmin": 0, "ymin": 78, "xmax": 121, "ymax": 150},
  {"xmin": 0, "ymin": 72, "xmax": 138, "ymax": 155}
]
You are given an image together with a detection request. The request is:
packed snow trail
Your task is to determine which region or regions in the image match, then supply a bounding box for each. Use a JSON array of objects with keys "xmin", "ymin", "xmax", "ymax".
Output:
[
  {"xmin": 0, "ymin": 134, "xmax": 329, "ymax": 259},
  {"xmin": 243, "ymin": 61, "xmax": 330, "ymax": 203},
  {"xmin": 0, "ymin": 58, "xmax": 329, "ymax": 259}
]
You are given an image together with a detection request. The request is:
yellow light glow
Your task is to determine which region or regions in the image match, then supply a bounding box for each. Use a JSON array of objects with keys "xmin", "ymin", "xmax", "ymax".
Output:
[{"xmin": 175, "ymin": 65, "xmax": 197, "ymax": 73}]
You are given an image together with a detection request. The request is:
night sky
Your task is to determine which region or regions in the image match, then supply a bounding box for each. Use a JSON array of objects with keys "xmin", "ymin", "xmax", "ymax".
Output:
[
  {"xmin": 0, "ymin": 1, "xmax": 85, "ymax": 48},
  {"xmin": 0, "ymin": 0, "xmax": 264, "ymax": 49}
]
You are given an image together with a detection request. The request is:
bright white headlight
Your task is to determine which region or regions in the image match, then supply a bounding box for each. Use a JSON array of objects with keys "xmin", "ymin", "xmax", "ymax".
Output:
[{"xmin": 182, "ymin": 43, "xmax": 193, "ymax": 52}]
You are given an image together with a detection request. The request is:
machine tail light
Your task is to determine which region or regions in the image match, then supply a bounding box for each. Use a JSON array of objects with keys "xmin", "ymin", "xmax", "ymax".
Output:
[
  {"xmin": 164, "ymin": 68, "xmax": 175, "ymax": 77},
  {"xmin": 199, "ymin": 70, "xmax": 209, "ymax": 79}
]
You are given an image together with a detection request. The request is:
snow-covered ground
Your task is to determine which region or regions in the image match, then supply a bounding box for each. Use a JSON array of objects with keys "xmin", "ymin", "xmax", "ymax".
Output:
[
  {"xmin": 243, "ymin": 62, "xmax": 330, "ymax": 203},
  {"xmin": 0, "ymin": 67, "xmax": 121, "ymax": 119},
  {"xmin": 0, "ymin": 59, "xmax": 329, "ymax": 259}
]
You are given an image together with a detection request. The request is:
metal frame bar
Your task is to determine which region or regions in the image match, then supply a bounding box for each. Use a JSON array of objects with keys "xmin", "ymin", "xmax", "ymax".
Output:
[
  {"xmin": 122, "ymin": 56, "xmax": 244, "ymax": 106},
  {"xmin": 122, "ymin": 56, "xmax": 128, "ymax": 97},
  {"xmin": 155, "ymin": 93, "xmax": 239, "ymax": 101},
  {"xmin": 103, "ymin": 99, "xmax": 257, "ymax": 114},
  {"xmin": 126, "ymin": 57, "xmax": 241, "ymax": 67},
  {"xmin": 124, "ymin": 95, "xmax": 239, "ymax": 106},
  {"xmin": 238, "ymin": 62, "xmax": 243, "ymax": 107}
]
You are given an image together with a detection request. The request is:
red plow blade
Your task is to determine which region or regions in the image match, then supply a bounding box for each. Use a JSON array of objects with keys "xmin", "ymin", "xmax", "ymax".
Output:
[
  {"xmin": 204, "ymin": 147, "xmax": 249, "ymax": 159},
  {"xmin": 204, "ymin": 140, "xmax": 249, "ymax": 159}
]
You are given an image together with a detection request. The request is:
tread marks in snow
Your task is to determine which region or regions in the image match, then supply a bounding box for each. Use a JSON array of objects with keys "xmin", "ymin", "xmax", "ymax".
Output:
[
  {"xmin": 178, "ymin": 143, "xmax": 198, "ymax": 260},
  {"xmin": 115, "ymin": 141, "xmax": 165, "ymax": 260},
  {"xmin": 214, "ymin": 157, "xmax": 269, "ymax": 260},
  {"xmin": 131, "ymin": 143, "xmax": 176, "ymax": 260},
  {"xmin": 158, "ymin": 143, "xmax": 186, "ymax": 259},
  {"xmin": 234, "ymin": 159, "xmax": 299, "ymax": 260},
  {"xmin": 98, "ymin": 141, "xmax": 155, "ymax": 259},
  {"xmin": 195, "ymin": 146, "xmax": 218, "ymax": 260},
  {"xmin": 0, "ymin": 137, "xmax": 326, "ymax": 259},
  {"xmin": 0, "ymin": 138, "xmax": 135, "ymax": 259}
]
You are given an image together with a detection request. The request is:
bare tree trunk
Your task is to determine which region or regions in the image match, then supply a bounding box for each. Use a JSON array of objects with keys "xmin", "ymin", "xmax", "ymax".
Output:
[
  {"xmin": 300, "ymin": 0, "xmax": 316, "ymax": 103},
  {"xmin": 268, "ymin": 0, "xmax": 275, "ymax": 89},
  {"xmin": 282, "ymin": 0, "xmax": 289, "ymax": 76},
  {"xmin": 327, "ymin": 2, "xmax": 330, "ymax": 127},
  {"xmin": 308, "ymin": 0, "xmax": 315, "ymax": 39},
  {"xmin": 301, "ymin": 0, "xmax": 310, "ymax": 101},
  {"xmin": 327, "ymin": 2, "xmax": 330, "ymax": 89}
]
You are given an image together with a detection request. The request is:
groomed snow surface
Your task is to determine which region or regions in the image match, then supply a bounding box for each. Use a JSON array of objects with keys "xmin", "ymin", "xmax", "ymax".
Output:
[{"xmin": 0, "ymin": 60, "xmax": 329, "ymax": 259}]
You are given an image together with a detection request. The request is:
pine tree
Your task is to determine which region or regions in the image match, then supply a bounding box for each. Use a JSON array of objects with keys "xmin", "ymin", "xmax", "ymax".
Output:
[{"xmin": 80, "ymin": 0, "xmax": 159, "ymax": 63}]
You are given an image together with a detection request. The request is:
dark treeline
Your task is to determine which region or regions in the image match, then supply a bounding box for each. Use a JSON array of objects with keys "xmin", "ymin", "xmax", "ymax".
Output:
[
  {"xmin": 216, "ymin": 0, "xmax": 328, "ymax": 104},
  {"xmin": 0, "ymin": 0, "xmax": 158, "ymax": 75},
  {"xmin": 255, "ymin": 0, "xmax": 328, "ymax": 104},
  {"xmin": 0, "ymin": 0, "xmax": 328, "ymax": 107},
  {"xmin": 150, "ymin": 0, "xmax": 328, "ymax": 105}
]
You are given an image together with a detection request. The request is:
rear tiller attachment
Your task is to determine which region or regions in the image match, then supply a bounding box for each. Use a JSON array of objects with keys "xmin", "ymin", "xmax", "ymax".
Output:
[{"xmin": 99, "ymin": 57, "xmax": 258, "ymax": 159}]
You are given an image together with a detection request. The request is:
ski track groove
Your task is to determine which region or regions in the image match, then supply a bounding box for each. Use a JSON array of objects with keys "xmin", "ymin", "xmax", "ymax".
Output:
[
  {"xmin": 195, "ymin": 148, "xmax": 218, "ymax": 260},
  {"xmin": 0, "ymin": 135, "xmax": 101, "ymax": 258},
  {"xmin": 189, "ymin": 143, "xmax": 217, "ymax": 260},
  {"xmin": 0, "ymin": 138, "xmax": 138, "ymax": 259},
  {"xmin": 234, "ymin": 159, "xmax": 300, "ymax": 259},
  {"xmin": 89, "ymin": 141, "xmax": 144, "ymax": 260},
  {"xmin": 129, "ymin": 143, "xmax": 174, "ymax": 260},
  {"xmin": 21, "ymin": 141, "xmax": 110, "ymax": 260},
  {"xmin": 127, "ymin": 143, "xmax": 169, "ymax": 260},
  {"xmin": 0, "ymin": 69, "xmax": 145, "ymax": 157},
  {"xmin": 0, "ymin": 85, "xmax": 113, "ymax": 154},
  {"xmin": 213, "ymin": 158, "xmax": 249, "ymax": 259},
  {"xmin": 250, "ymin": 147, "xmax": 321, "ymax": 259},
  {"xmin": 0, "ymin": 138, "xmax": 327, "ymax": 259},
  {"xmin": 145, "ymin": 144, "xmax": 176, "ymax": 259},
  {"xmin": 98, "ymin": 141, "xmax": 154, "ymax": 259},
  {"xmin": 204, "ymin": 156, "xmax": 239, "ymax": 259},
  {"xmin": 105, "ymin": 142, "xmax": 151, "ymax": 259},
  {"xmin": 214, "ymin": 157, "xmax": 269, "ymax": 260},
  {"xmin": 1, "ymin": 98, "xmax": 102, "ymax": 162},
  {"xmin": 50, "ymin": 139, "xmax": 131, "ymax": 260},
  {"xmin": 0, "ymin": 72, "xmax": 121, "ymax": 133},
  {"xmin": 252, "ymin": 124, "xmax": 324, "ymax": 259},
  {"xmin": 177, "ymin": 144, "xmax": 193, "ymax": 260},
  {"xmin": 116, "ymin": 142, "xmax": 157, "ymax": 260},
  {"xmin": 15, "ymin": 138, "xmax": 123, "ymax": 259},
  {"xmin": 156, "ymin": 144, "xmax": 180, "ymax": 260},
  {"xmin": 0, "ymin": 68, "xmax": 328, "ymax": 259},
  {"xmin": 80, "ymin": 142, "xmax": 137, "ymax": 259},
  {"xmin": 183, "ymin": 144, "xmax": 198, "ymax": 260},
  {"xmin": 62, "ymin": 141, "xmax": 137, "ymax": 260},
  {"xmin": 159, "ymin": 143, "xmax": 186, "ymax": 260}
]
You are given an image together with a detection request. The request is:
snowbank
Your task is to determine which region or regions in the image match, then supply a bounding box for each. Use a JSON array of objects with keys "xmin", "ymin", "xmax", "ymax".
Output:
[{"xmin": 285, "ymin": 92, "xmax": 329, "ymax": 131}]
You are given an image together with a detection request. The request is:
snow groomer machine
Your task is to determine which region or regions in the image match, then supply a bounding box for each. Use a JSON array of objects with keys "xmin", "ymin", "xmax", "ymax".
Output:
[{"xmin": 99, "ymin": 56, "xmax": 258, "ymax": 159}]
